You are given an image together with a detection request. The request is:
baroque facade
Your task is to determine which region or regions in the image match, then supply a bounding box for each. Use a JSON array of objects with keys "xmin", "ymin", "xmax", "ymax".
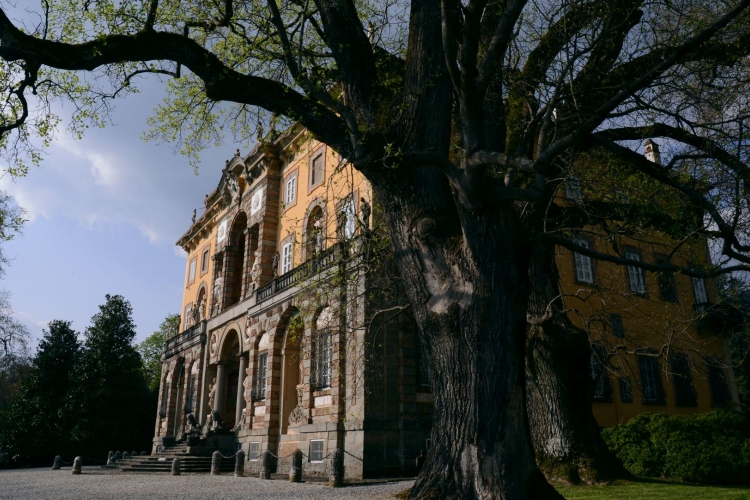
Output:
[{"xmin": 154, "ymin": 131, "xmax": 741, "ymax": 478}]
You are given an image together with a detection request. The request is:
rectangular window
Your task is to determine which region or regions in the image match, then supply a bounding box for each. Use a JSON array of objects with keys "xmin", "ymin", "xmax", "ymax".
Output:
[
  {"xmin": 201, "ymin": 248, "xmax": 210, "ymax": 275},
  {"xmin": 339, "ymin": 195, "xmax": 357, "ymax": 239},
  {"xmin": 184, "ymin": 305, "xmax": 192, "ymax": 330},
  {"xmin": 654, "ymin": 254, "xmax": 677, "ymax": 302},
  {"xmin": 705, "ymin": 357, "xmax": 732, "ymax": 407},
  {"xmin": 638, "ymin": 355, "xmax": 665, "ymax": 404},
  {"xmin": 670, "ymin": 353, "xmax": 697, "ymax": 407},
  {"xmin": 618, "ymin": 377, "xmax": 633, "ymax": 403},
  {"xmin": 311, "ymin": 329, "xmax": 333, "ymax": 390},
  {"xmin": 610, "ymin": 314, "xmax": 625, "ymax": 338},
  {"xmin": 310, "ymin": 440, "xmax": 324, "ymax": 462},
  {"xmin": 590, "ymin": 345, "xmax": 612, "ymax": 402},
  {"xmin": 692, "ymin": 268, "xmax": 709, "ymax": 310},
  {"xmin": 310, "ymin": 154, "xmax": 324, "ymax": 189},
  {"xmin": 256, "ymin": 352, "xmax": 268, "ymax": 400},
  {"xmin": 565, "ymin": 176, "xmax": 583, "ymax": 201},
  {"xmin": 285, "ymin": 175, "xmax": 297, "ymax": 206},
  {"xmin": 188, "ymin": 257, "xmax": 197, "ymax": 284},
  {"xmin": 184, "ymin": 374, "xmax": 196, "ymax": 413},
  {"xmin": 248, "ymin": 442, "xmax": 260, "ymax": 461},
  {"xmin": 625, "ymin": 250, "xmax": 647, "ymax": 294},
  {"xmin": 281, "ymin": 242, "xmax": 293, "ymax": 274},
  {"xmin": 573, "ymin": 239, "xmax": 594, "ymax": 284}
]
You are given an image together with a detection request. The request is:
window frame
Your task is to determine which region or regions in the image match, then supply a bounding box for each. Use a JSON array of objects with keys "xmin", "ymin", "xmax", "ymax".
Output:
[
  {"xmin": 283, "ymin": 168, "xmax": 298, "ymax": 211},
  {"xmin": 571, "ymin": 238, "xmax": 595, "ymax": 285},
  {"xmin": 310, "ymin": 439, "xmax": 325, "ymax": 463},
  {"xmin": 256, "ymin": 352, "xmax": 268, "ymax": 400},
  {"xmin": 590, "ymin": 344, "xmax": 613, "ymax": 402},
  {"xmin": 654, "ymin": 253, "xmax": 677, "ymax": 302},
  {"xmin": 248, "ymin": 442, "xmax": 260, "ymax": 461},
  {"xmin": 308, "ymin": 148, "xmax": 326, "ymax": 193},
  {"xmin": 637, "ymin": 354, "xmax": 666, "ymax": 405},
  {"xmin": 311, "ymin": 328, "xmax": 333, "ymax": 390},
  {"xmin": 705, "ymin": 357, "xmax": 732, "ymax": 407},
  {"xmin": 624, "ymin": 247, "xmax": 647, "ymax": 295},
  {"xmin": 690, "ymin": 264, "xmax": 710, "ymax": 310},
  {"xmin": 610, "ymin": 313, "xmax": 625, "ymax": 338},
  {"xmin": 564, "ymin": 176, "xmax": 583, "ymax": 202},
  {"xmin": 200, "ymin": 246, "xmax": 211, "ymax": 276},
  {"xmin": 187, "ymin": 256, "xmax": 198, "ymax": 286},
  {"xmin": 618, "ymin": 376, "xmax": 634, "ymax": 403},
  {"xmin": 669, "ymin": 352, "xmax": 697, "ymax": 407},
  {"xmin": 281, "ymin": 241, "xmax": 294, "ymax": 274},
  {"xmin": 337, "ymin": 194, "xmax": 358, "ymax": 240}
]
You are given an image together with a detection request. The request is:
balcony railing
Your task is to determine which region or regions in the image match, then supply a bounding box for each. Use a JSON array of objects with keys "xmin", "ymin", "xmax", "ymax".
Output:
[
  {"xmin": 255, "ymin": 240, "xmax": 351, "ymax": 305},
  {"xmin": 163, "ymin": 322, "xmax": 205, "ymax": 359}
]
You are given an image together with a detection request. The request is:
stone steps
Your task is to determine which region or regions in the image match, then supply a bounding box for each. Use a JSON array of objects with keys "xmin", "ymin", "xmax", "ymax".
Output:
[{"xmin": 118, "ymin": 455, "xmax": 235, "ymax": 473}]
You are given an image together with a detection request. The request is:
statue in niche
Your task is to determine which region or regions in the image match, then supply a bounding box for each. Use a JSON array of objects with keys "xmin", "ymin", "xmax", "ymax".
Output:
[
  {"xmin": 208, "ymin": 377, "xmax": 217, "ymax": 410},
  {"xmin": 210, "ymin": 277, "xmax": 223, "ymax": 317},
  {"xmin": 198, "ymin": 295, "xmax": 206, "ymax": 322},
  {"xmin": 185, "ymin": 413, "xmax": 201, "ymax": 435},
  {"xmin": 190, "ymin": 303, "xmax": 200, "ymax": 326},
  {"xmin": 271, "ymin": 251, "xmax": 279, "ymax": 277},
  {"xmin": 225, "ymin": 168, "xmax": 240, "ymax": 204},
  {"xmin": 359, "ymin": 197, "xmax": 371, "ymax": 230},
  {"xmin": 312, "ymin": 217, "xmax": 325, "ymax": 253},
  {"xmin": 250, "ymin": 248, "xmax": 262, "ymax": 291},
  {"xmin": 184, "ymin": 308, "xmax": 192, "ymax": 330},
  {"xmin": 288, "ymin": 387, "xmax": 306, "ymax": 426},
  {"xmin": 210, "ymin": 333, "xmax": 218, "ymax": 357},
  {"xmin": 191, "ymin": 209, "xmax": 197, "ymax": 224},
  {"xmin": 244, "ymin": 315, "xmax": 252, "ymax": 343}
]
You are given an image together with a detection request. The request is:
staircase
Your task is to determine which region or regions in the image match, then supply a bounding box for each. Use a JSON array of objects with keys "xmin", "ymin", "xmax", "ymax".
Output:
[{"xmin": 115, "ymin": 442, "xmax": 235, "ymax": 474}]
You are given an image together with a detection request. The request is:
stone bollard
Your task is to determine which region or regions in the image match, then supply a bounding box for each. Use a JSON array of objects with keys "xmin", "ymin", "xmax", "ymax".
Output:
[
  {"xmin": 171, "ymin": 457, "xmax": 181, "ymax": 476},
  {"xmin": 52, "ymin": 455, "xmax": 62, "ymax": 470},
  {"xmin": 211, "ymin": 451, "xmax": 221, "ymax": 476},
  {"xmin": 140, "ymin": 451, "xmax": 148, "ymax": 456},
  {"xmin": 132, "ymin": 451, "xmax": 138, "ymax": 458},
  {"xmin": 122, "ymin": 452, "xmax": 129, "ymax": 459},
  {"xmin": 113, "ymin": 451, "xmax": 122, "ymax": 462},
  {"xmin": 289, "ymin": 449, "xmax": 302, "ymax": 483},
  {"xmin": 259, "ymin": 450, "xmax": 272, "ymax": 480},
  {"xmin": 106, "ymin": 451, "xmax": 113, "ymax": 466},
  {"xmin": 328, "ymin": 448, "xmax": 343, "ymax": 487},
  {"xmin": 71, "ymin": 456, "xmax": 82, "ymax": 475},
  {"xmin": 234, "ymin": 450, "xmax": 245, "ymax": 477}
]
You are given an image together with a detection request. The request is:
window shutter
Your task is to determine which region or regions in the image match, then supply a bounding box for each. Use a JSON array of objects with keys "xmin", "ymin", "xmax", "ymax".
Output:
[
  {"xmin": 693, "ymin": 276, "xmax": 708, "ymax": 305},
  {"xmin": 573, "ymin": 240, "xmax": 593, "ymax": 284},
  {"xmin": 626, "ymin": 251, "xmax": 645, "ymax": 293}
]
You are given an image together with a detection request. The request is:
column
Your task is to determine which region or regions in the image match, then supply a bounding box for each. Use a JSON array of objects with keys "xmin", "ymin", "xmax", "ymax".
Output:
[
  {"xmin": 236, "ymin": 355, "xmax": 248, "ymax": 426},
  {"xmin": 215, "ymin": 361, "xmax": 227, "ymax": 419}
]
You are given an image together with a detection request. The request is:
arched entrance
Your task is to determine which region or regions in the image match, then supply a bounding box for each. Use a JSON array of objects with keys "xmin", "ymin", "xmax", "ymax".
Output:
[
  {"xmin": 279, "ymin": 311, "xmax": 303, "ymax": 434},
  {"xmin": 227, "ymin": 213, "xmax": 248, "ymax": 307},
  {"xmin": 218, "ymin": 330, "xmax": 241, "ymax": 428}
]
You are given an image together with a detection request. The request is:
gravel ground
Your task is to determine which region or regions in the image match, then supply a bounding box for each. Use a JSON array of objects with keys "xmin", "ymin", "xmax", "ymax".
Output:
[{"xmin": 0, "ymin": 468, "xmax": 414, "ymax": 499}]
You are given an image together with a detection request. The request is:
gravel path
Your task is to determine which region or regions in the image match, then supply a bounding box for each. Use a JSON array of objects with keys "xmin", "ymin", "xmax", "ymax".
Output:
[{"xmin": 0, "ymin": 468, "xmax": 414, "ymax": 499}]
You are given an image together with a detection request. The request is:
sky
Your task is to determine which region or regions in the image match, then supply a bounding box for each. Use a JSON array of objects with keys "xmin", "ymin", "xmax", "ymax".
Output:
[{"xmin": 0, "ymin": 78, "xmax": 241, "ymax": 347}]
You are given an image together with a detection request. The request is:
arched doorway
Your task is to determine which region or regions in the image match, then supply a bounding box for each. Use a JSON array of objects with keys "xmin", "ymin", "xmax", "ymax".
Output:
[
  {"xmin": 219, "ymin": 330, "xmax": 241, "ymax": 428},
  {"xmin": 279, "ymin": 311, "xmax": 303, "ymax": 434}
]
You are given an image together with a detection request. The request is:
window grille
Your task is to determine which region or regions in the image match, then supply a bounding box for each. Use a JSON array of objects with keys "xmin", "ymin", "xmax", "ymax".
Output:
[
  {"xmin": 638, "ymin": 355, "xmax": 665, "ymax": 404},
  {"xmin": 618, "ymin": 377, "xmax": 633, "ymax": 403},
  {"xmin": 573, "ymin": 239, "xmax": 594, "ymax": 284},
  {"xmin": 248, "ymin": 442, "xmax": 260, "ymax": 461},
  {"xmin": 311, "ymin": 329, "xmax": 333, "ymax": 390},
  {"xmin": 705, "ymin": 357, "xmax": 732, "ymax": 407},
  {"xmin": 670, "ymin": 353, "xmax": 697, "ymax": 406},
  {"xmin": 310, "ymin": 440, "xmax": 324, "ymax": 462},
  {"xmin": 625, "ymin": 250, "xmax": 647, "ymax": 294},
  {"xmin": 256, "ymin": 353, "xmax": 268, "ymax": 400},
  {"xmin": 692, "ymin": 275, "xmax": 709, "ymax": 307},
  {"xmin": 610, "ymin": 314, "xmax": 625, "ymax": 338}
]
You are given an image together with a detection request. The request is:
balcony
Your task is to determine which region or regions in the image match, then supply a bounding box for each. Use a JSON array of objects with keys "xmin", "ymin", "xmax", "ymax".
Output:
[
  {"xmin": 255, "ymin": 240, "xmax": 351, "ymax": 305},
  {"xmin": 694, "ymin": 301, "xmax": 745, "ymax": 333},
  {"xmin": 163, "ymin": 321, "xmax": 206, "ymax": 359}
]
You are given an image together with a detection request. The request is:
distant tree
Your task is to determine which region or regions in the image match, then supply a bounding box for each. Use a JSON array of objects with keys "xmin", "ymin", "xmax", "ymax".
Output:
[
  {"xmin": 0, "ymin": 320, "xmax": 79, "ymax": 466},
  {"xmin": 0, "ymin": 289, "xmax": 29, "ymax": 410},
  {"xmin": 137, "ymin": 313, "xmax": 178, "ymax": 393},
  {"xmin": 66, "ymin": 295, "xmax": 153, "ymax": 458}
]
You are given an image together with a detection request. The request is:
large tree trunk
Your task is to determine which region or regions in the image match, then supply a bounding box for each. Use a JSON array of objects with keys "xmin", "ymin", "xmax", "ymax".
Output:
[{"xmin": 526, "ymin": 242, "xmax": 631, "ymax": 484}]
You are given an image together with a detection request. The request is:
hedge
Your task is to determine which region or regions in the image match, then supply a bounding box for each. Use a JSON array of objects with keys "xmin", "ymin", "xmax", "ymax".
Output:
[{"xmin": 601, "ymin": 410, "xmax": 750, "ymax": 484}]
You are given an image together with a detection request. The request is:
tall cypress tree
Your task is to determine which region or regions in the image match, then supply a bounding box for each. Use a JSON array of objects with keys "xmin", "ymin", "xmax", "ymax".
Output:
[
  {"xmin": 0, "ymin": 320, "xmax": 79, "ymax": 465},
  {"xmin": 67, "ymin": 295, "xmax": 153, "ymax": 458}
]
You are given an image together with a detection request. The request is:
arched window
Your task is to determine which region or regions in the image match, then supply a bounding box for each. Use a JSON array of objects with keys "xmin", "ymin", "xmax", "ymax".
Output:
[{"xmin": 227, "ymin": 213, "xmax": 248, "ymax": 307}]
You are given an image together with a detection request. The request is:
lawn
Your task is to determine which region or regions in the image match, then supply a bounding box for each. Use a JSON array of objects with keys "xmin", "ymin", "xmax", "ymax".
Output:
[{"xmin": 554, "ymin": 478, "xmax": 750, "ymax": 500}]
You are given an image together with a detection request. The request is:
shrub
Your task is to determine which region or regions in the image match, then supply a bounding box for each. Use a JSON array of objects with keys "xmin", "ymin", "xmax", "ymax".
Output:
[{"xmin": 602, "ymin": 410, "xmax": 750, "ymax": 484}]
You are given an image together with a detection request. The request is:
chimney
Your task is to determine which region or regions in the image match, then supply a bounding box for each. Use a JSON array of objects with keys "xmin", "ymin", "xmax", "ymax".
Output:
[{"xmin": 644, "ymin": 139, "xmax": 662, "ymax": 165}]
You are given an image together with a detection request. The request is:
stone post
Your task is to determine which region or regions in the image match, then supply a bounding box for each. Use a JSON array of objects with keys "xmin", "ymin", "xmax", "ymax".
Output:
[
  {"xmin": 236, "ymin": 355, "xmax": 248, "ymax": 426},
  {"xmin": 52, "ymin": 455, "xmax": 62, "ymax": 470},
  {"xmin": 234, "ymin": 450, "xmax": 246, "ymax": 477},
  {"xmin": 328, "ymin": 448, "xmax": 343, "ymax": 487},
  {"xmin": 71, "ymin": 456, "xmax": 82, "ymax": 475},
  {"xmin": 113, "ymin": 451, "xmax": 122, "ymax": 462},
  {"xmin": 211, "ymin": 451, "xmax": 222, "ymax": 476},
  {"xmin": 171, "ymin": 457, "xmax": 181, "ymax": 476},
  {"xmin": 141, "ymin": 451, "xmax": 148, "ymax": 456},
  {"xmin": 259, "ymin": 450, "xmax": 271, "ymax": 480},
  {"xmin": 106, "ymin": 451, "xmax": 113, "ymax": 465},
  {"xmin": 289, "ymin": 449, "xmax": 302, "ymax": 482}
]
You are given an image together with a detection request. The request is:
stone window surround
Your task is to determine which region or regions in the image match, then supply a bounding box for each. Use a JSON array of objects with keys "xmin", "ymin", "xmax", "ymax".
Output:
[
  {"xmin": 280, "ymin": 236, "xmax": 294, "ymax": 275},
  {"xmin": 282, "ymin": 167, "xmax": 299, "ymax": 213},
  {"xmin": 570, "ymin": 236, "xmax": 596, "ymax": 285},
  {"xmin": 187, "ymin": 256, "xmax": 198, "ymax": 286},
  {"xmin": 200, "ymin": 244, "xmax": 211, "ymax": 277},
  {"xmin": 307, "ymin": 145, "xmax": 326, "ymax": 195},
  {"xmin": 335, "ymin": 189, "xmax": 359, "ymax": 239},
  {"xmin": 302, "ymin": 198, "xmax": 326, "ymax": 262},
  {"xmin": 624, "ymin": 246, "xmax": 648, "ymax": 296}
]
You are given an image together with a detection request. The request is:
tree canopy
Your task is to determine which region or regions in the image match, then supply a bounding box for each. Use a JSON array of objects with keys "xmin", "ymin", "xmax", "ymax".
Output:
[{"xmin": 137, "ymin": 313, "xmax": 178, "ymax": 393}]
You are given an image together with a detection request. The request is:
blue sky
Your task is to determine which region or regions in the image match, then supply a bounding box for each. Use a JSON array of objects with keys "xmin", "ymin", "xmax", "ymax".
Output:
[{"xmin": 0, "ymin": 79, "xmax": 242, "ymax": 346}]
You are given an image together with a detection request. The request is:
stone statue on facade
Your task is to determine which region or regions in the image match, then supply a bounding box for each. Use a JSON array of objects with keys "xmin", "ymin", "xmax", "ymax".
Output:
[
  {"xmin": 225, "ymin": 168, "xmax": 240, "ymax": 204},
  {"xmin": 210, "ymin": 277, "xmax": 223, "ymax": 317},
  {"xmin": 190, "ymin": 303, "xmax": 200, "ymax": 326},
  {"xmin": 313, "ymin": 217, "xmax": 325, "ymax": 253},
  {"xmin": 359, "ymin": 197, "xmax": 371, "ymax": 230},
  {"xmin": 191, "ymin": 209, "xmax": 197, "ymax": 224},
  {"xmin": 250, "ymin": 248, "xmax": 262, "ymax": 291},
  {"xmin": 271, "ymin": 251, "xmax": 279, "ymax": 277},
  {"xmin": 208, "ymin": 377, "xmax": 217, "ymax": 410},
  {"xmin": 184, "ymin": 308, "xmax": 192, "ymax": 330},
  {"xmin": 198, "ymin": 295, "xmax": 206, "ymax": 322},
  {"xmin": 185, "ymin": 413, "xmax": 201, "ymax": 435},
  {"xmin": 288, "ymin": 387, "xmax": 306, "ymax": 426}
]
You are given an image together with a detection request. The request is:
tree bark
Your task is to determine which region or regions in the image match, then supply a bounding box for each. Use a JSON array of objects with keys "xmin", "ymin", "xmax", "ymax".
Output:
[{"xmin": 526, "ymin": 242, "xmax": 631, "ymax": 484}]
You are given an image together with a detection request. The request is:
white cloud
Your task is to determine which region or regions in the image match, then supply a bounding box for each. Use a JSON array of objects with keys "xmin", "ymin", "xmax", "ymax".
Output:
[{"xmin": 13, "ymin": 309, "xmax": 49, "ymax": 329}]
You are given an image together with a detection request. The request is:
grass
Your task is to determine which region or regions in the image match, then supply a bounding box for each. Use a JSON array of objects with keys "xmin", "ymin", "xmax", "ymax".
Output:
[{"xmin": 554, "ymin": 478, "xmax": 750, "ymax": 499}]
